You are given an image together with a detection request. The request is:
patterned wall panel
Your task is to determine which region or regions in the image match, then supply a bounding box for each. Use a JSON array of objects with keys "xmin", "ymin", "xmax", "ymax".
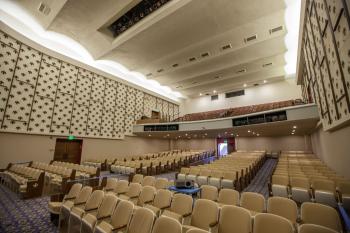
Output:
[
  {"xmin": 300, "ymin": 0, "xmax": 350, "ymax": 130},
  {"xmin": 0, "ymin": 30, "xmax": 179, "ymax": 139}
]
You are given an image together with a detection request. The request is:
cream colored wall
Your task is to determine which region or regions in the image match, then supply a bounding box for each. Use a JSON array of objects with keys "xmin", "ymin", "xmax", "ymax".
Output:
[
  {"xmin": 236, "ymin": 135, "xmax": 312, "ymax": 152},
  {"xmin": 170, "ymin": 138, "xmax": 216, "ymax": 151},
  {"xmin": 311, "ymin": 125, "xmax": 350, "ymax": 179},
  {"xmin": 180, "ymin": 79, "xmax": 302, "ymax": 115},
  {"xmin": 0, "ymin": 132, "xmax": 170, "ymax": 169}
]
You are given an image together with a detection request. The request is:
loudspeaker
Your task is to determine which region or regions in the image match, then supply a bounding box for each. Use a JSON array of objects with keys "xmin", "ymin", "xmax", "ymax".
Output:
[{"xmin": 175, "ymin": 180, "xmax": 194, "ymax": 189}]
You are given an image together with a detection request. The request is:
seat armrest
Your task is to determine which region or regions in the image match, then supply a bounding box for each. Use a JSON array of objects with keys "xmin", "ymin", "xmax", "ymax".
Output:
[
  {"xmin": 97, "ymin": 215, "xmax": 111, "ymax": 221},
  {"xmin": 74, "ymin": 201, "xmax": 87, "ymax": 206},
  {"xmin": 183, "ymin": 212, "xmax": 192, "ymax": 217},
  {"xmin": 160, "ymin": 205, "xmax": 171, "ymax": 210}
]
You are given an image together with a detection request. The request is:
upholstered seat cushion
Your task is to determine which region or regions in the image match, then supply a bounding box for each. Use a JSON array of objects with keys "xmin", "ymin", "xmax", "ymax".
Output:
[
  {"xmin": 48, "ymin": 202, "xmax": 63, "ymax": 214},
  {"xmin": 162, "ymin": 210, "xmax": 183, "ymax": 222}
]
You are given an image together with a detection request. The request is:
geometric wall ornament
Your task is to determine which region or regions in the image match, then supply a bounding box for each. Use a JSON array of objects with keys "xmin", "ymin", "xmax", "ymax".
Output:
[{"xmin": 0, "ymin": 29, "xmax": 179, "ymax": 139}]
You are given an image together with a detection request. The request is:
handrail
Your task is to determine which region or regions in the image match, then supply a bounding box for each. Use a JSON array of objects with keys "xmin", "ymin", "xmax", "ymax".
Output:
[{"xmin": 338, "ymin": 205, "xmax": 350, "ymax": 232}]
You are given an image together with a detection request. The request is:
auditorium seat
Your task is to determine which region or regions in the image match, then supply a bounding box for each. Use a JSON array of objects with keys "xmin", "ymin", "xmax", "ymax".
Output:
[
  {"xmin": 132, "ymin": 174, "xmax": 144, "ymax": 184},
  {"xmin": 155, "ymin": 178, "xmax": 168, "ymax": 190},
  {"xmin": 80, "ymin": 194, "xmax": 118, "ymax": 233},
  {"xmin": 253, "ymin": 213, "xmax": 294, "ymax": 233},
  {"xmin": 197, "ymin": 170, "xmax": 211, "ymax": 186},
  {"xmin": 68, "ymin": 190, "xmax": 104, "ymax": 233},
  {"xmin": 290, "ymin": 177, "xmax": 312, "ymax": 203},
  {"xmin": 118, "ymin": 183, "xmax": 142, "ymax": 202},
  {"xmin": 200, "ymin": 185, "xmax": 218, "ymax": 201},
  {"xmin": 59, "ymin": 186, "xmax": 92, "ymax": 231},
  {"xmin": 337, "ymin": 181, "xmax": 350, "ymax": 211},
  {"xmin": 145, "ymin": 189, "xmax": 172, "ymax": 216},
  {"xmin": 208, "ymin": 171, "xmax": 223, "ymax": 188},
  {"xmin": 267, "ymin": 197, "xmax": 298, "ymax": 225},
  {"xmin": 182, "ymin": 199, "xmax": 219, "ymax": 232},
  {"xmin": 301, "ymin": 202, "xmax": 342, "ymax": 232},
  {"xmin": 151, "ymin": 216, "xmax": 182, "ymax": 233},
  {"xmin": 48, "ymin": 183, "xmax": 82, "ymax": 215},
  {"xmin": 126, "ymin": 208, "xmax": 155, "ymax": 233},
  {"xmin": 187, "ymin": 229, "xmax": 210, "ymax": 233},
  {"xmin": 312, "ymin": 179, "xmax": 337, "ymax": 207},
  {"xmin": 218, "ymin": 205, "xmax": 251, "ymax": 233},
  {"xmin": 102, "ymin": 178, "xmax": 118, "ymax": 192},
  {"xmin": 217, "ymin": 189, "xmax": 239, "ymax": 207},
  {"xmin": 298, "ymin": 224, "xmax": 339, "ymax": 233},
  {"xmin": 94, "ymin": 200, "xmax": 134, "ymax": 233},
  {"xmin": 112, "ymin": 180, "xmax": 129, "ymax": 195},
  {"xmin": 162, "ymin": 193, "xmax": 193, "ymax": 223},
  {"xmin": 240, "ymin": 192, "xmax": 265, "ymax": 216},
  {"xmin": 136, "ymin": 186, "xmax": 156, "ymax": 206},
  {"xmin": 142, "ymin": 176, "xmax": 156, "ymax": 186},
  {"xmin": 271, "ymin": 175, "xmax": 289, "ymax": 198}
]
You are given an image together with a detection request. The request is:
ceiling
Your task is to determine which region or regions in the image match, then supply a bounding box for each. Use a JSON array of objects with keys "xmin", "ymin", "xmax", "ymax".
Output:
[
  {"xmin": 13, "ymin": 0, "xmax": 291, "ymax": 98},
  {"xmin": 133, "ymin": 118, "xmax": 319, "ymax": 139}
]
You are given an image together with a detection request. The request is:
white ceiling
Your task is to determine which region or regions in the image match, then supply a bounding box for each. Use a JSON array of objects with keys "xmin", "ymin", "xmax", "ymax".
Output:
[{"xmin": 9, "ymin": 0, "xmax": 293, "ymax": 98}]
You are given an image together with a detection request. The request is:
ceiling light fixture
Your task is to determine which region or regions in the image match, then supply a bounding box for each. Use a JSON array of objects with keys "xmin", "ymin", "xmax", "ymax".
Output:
[
  {"xmin": 248, "ymin": 130, "xmax": 251, "ymax": 133},
  {"xmin": 199, "ymin": 93, "xmax": 203, "ymax": 96},
  {"xmin": 213, "ymin": 90, "xmax": 217, "ymax": 93},
  {"xmin": 243, "ymin": 84, "xmax": 247, "ymax": 87},
  {"xmin": 263, "ymin": 80, "xmax": 267, "ymax": 83},
  {"xmin": 148, "ymin": 134, "xmax": 151, "ymax": 137},
  {"xmin": 293, "ymin": 126, "xmax": 297, "ymax": 129}
]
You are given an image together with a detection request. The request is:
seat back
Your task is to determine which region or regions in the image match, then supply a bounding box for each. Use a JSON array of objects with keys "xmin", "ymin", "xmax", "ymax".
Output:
[
  {"xmin": 301, "ymin": 202, "xmax": 342, "ymax": 232},
  {"xmin": 96, "ymin": 194, "xmax": 118, "ymax": 219},
  {"xmin": 200, "ymin": 185, "xmax": 218, "ymax": 201},
  {"xmin": 217, "ymin": 189, "xmax": 239, "ymax": 206},
  {"xmin": 155, "ymin": 178, "xmax": 168, "ymax": 190},
  {"xmin": 153, "ymin": 189, "xmax": 172, "ymax": 209},
  {"xmin": 138, "ymin": 186, "xmax": 156, "ymax": 206},
  {"xmin": 127, "ymin": 208, "xmax": 155, "ymax": 233},
  {"xmin": 290, "ymin": 177, "xmax": 310, "ymax": 189},
  {"xmin": 191, "ymin": 199, "xmax": 219, "ymax": 230},
  {"xmin": 74, "ymin": 186, "xmax": 93, "ymax": 204},
  {"xmin": 240, "ymin": 192, "xmax": 265, "ymax": 213},
  {"xmin": 110, "ymin": 200, "xmax": 134, "ymax": 229},
  {"xmin": 115, "ymin": 180, "xmax": 129, "ymax": 194},
  {"xmin": 151, "ymin": 216, "xmax": 182, "ymax": 233},
  {"xmin": 312, "ymin": 179, "xmax": 335, "ymax": 193},
  {"xmin": 104, "ymin": 177, "xmax": 118, "ymax": 191},
  {"xmin": 142, "ymin": 176, "xmax": 156, "ymax": 186},
  {"xmin": 187, "ymin": 229, "xmax": 210, "ymax": 233},
  {"xmin": 253, "ymin": 213, "xmax": 294, "ymax": 233},
  {"xmin": 267, "ymin": 197, "xmax": 298, "ymax": 224},
  {"xmin": 219, "ymin": 205, "xmax": 251, "ymax": 233},
  {"xmin": 272, "ymin": 175, "xmax": 289, "ymax": 186},
  {"xmin": 84, "ymin": 190, "xmax": 104, "ymax": 211},
  {"xmin": 65, "ymin": 183, "xmax": 82, "ymax": 200},
  {"xmin": 127, "ymin": 183, "xmax": 142, "ymax": 198},
  {"xmin": 171, "ymin": 193, "xmax": 193, "ymax": 216},
  {"xmin": 132, "ymin": 174, "xmax": 143, "ymax": 184},
  {"xmin": 298, "ymin": 224, "xmax": 339, "ymax": 233}
]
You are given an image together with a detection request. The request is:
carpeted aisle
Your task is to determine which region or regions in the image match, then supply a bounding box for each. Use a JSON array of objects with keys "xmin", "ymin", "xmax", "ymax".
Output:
[
  {"xmin": 243, "ymin": 158, "xmax": 278, "ymax": 198},
  {"xmin": 0, "ymin": 185, "xmax": 58, "ymax": 233}
]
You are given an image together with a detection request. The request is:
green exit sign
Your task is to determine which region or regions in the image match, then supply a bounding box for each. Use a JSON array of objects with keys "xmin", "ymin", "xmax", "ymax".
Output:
[
  {"xmin": 68, "ymin": 135, "xmax": 76, "ymax": 140},
  {"xmin": 224, "ymin": 139, "xmax": 227, "ymax": 143}
]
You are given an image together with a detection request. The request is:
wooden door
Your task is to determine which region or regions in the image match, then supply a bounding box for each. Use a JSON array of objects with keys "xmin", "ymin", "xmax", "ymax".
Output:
[{"xmin": 54, "ymin": 139, "xmax": 83, "ymax": 164}]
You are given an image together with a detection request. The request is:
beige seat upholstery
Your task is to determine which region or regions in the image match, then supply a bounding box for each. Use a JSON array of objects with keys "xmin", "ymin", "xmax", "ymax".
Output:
[
  {"xmin": 267, "ymin": 197, "xmax": 298, "ymax": 224},
  {"xmin": 152, "ymin": 216, "xmax": 182, "ymax": 233},
  {"xmin": 119, "ymin": 183, "xmax": 142, "ymax": 202},
  {"xmin": 253, "ymin": 213, "xmax": 294, "ymax": 233},
  {"xmin": 240, "ymin": 192, "xmax": 265, "ymax": 216},
  {"xmin": 132, "ymin": 174, "xmax": 143, "ymax": 184},
  {"xmin": 59, "ymin": 186, "xmax": 92, "ymax": 231},
  {"xmin": 301, "ymin": 202, "xmax": 342, "ymax": 232},
  {"xmin": 183, "ymin": 199, "xmax": 219, "ymax": 232},
  {"xmin": 299, "ymin": 224, "xmax": 339, "ymax": 233},
  {"xmin": 187, "ymin": 229, "xmax": 210, "ymax": 233},
  {"xmin": 103, "ymin": 178, "xmax": 118, "ymax": 192},
  {"xmin": 137, "ymin": 186, "xmax": 156, "ymax": 206},
  {"xmin": 94, "ymin": 200, "xmax": 134, "ymax": 233},
  {"xmin": 217, "ymin": 189, "xmax": 239, "ymax": 207},
  {"xmin": 290, "ymin": 177, "xmax": 311, "ymax": 203},
  {"xmin": 126, "ymin": 207, "xmax": 155, "ymax": 233},
  {"xmin": 271, "ymin": 175, "xmax": 289, "ymax": 198},
  {"xmin": 200, "ymin": 185, "xmax": 218, "ymax": 201},
  {"xmin": 155, "ymin": 178, "xmax": 168, "ymax": 190},
  {"xmin": 81, "ymin": 194, "xmax": 118, "ymax": 233},
  {"xmin": 162, "ymin": 193, "xmax": 193, "ymax": 223},
  {"xmin": 312, "ymin": 179, "xmax": 337, "ymax": 207},
  {"xmin": 145, "ymin": 189, "xmax": 172, "ymax": 216},
  {"xmin": 68, "ymin": 190, "xmax": 104, "ymax": 233},
  {"xmin": 142, "ymin": 176, "xmax": 156, "ymax": 186},
  {"xmin": 49, "ymin": 183, "xmax": 82, "ymax": 214},
  {"xmin": 113, "ymin": 180, "xmax": 129, "ymax": 195},
  {"xmin": 218, "ymin": 205, "xmax": 251, "ymax": 233}
]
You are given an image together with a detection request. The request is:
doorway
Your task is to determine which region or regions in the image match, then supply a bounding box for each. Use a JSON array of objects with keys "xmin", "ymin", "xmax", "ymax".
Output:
[
  {"xmin": 217, "ymin": 137, "xmax": 236, "ymax": 157},
  {"xmin": 54, "ymin": 139, "xmax": 83, "ymax": 164}
]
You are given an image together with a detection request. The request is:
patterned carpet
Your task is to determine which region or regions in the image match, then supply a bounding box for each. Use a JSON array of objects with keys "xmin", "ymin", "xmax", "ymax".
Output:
[
  {"xmin": 243, "ymin": 158, "xmax": 278, "ymax": 198},
  {"xmin": 0, "ymin": 158, "xmax": 276, "ymax": 233},
  {"xmin": 0, "ymin": 185, "xmax": 58, "ymax": 233}
]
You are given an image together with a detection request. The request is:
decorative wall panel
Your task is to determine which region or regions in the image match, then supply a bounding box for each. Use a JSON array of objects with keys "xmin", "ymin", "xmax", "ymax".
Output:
[
  {"xmin": 300, "ymin": 0, "xmax": 350, "ymax": 130},
  {"xmin": 0, "ymin": 30, "xmax": 179, "ymax": 139}
]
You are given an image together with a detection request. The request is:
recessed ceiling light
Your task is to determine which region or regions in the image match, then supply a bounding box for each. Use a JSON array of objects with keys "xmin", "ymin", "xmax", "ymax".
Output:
[
  {"xmin": 248, "ymin": 130, "xmax": 251, "ymax": 133},
  {"xmin": 263, "ymin": 80, "xmax": 267, "ymax": 83},
  {"xmin": 236, "ymin": 134, "xmax": 239, "ymax": 137},
  {"xmin": 167, "ymin": 134, "xmax": 170, "ymax": 136},
  {"xmin": 199, "ymin": 93, "xmax": 203, "ymax": 96},
  {"xmin": 243, "ymin": 84, "xmax": 247, "ymax": 87},
  {"xmin": 257, "ymin": 133, "xmax": 260, "ymax": 136},
  {"xmin": 204, "ymin": 133, "xmax": 207, "ymax": 136},
  {"xmin": 148, "ymin": 134, "xmax": 151, "ymax": 137},
  {"xmin": 225, "ymin": 132, "xmax": 228, "ymax": 134},
  {"xmin": 185, "ymin": 133, "xmax": 188, "ymax": 136},
  {"xmin": 293, "ymin": 126, "xmax": 297, "ymax": 129},
  {"xmin": 213, "ymin": 90, "xmax": 217, "ymax": 93},
  {"xmin": 231, "ymin": 133, "xmax": 234, "ymax": 136},
  {"xmin": 291, "ymin": 132, "xmax": 295, "ymax": 135}
]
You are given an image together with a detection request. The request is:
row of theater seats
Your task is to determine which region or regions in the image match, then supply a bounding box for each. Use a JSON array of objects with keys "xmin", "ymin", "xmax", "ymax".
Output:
[
  {"xmin": 0, "ymin": 164, "xmax": 44, "ymax": 198},
  {"xmin": 177, "ymin": 151, "xmax": 265, "ymax": 191},
  {"xmin": 52, "ymin": 161, "xmax": 100, "ymax": 178},
  {"xmin": 174, "ymin": 100, "xmax": 299, "ymax": 122},
  {"xmin": 111, "ymin": 150, "xmax": 211, "ymax": 176},
  {"xmin": 52, "ymin": 182, "xmax": 343, "ymax": 233},
  {"xmin": 270, "ymin": 153, "xmax": 350, "ymax": 210}
]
